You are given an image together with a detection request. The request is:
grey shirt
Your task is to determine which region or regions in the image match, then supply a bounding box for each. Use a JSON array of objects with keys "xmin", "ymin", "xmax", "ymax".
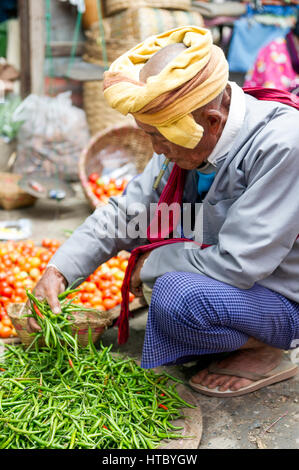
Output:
[{"xmin": 50, "ymin": 93, "xmax": 299, "ymax": 303}]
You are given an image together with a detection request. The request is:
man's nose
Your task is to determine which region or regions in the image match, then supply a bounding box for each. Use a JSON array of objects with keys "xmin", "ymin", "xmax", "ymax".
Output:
[{"xmin": 152, "ymin": 136, "xmax": 169, "ymax": 155}]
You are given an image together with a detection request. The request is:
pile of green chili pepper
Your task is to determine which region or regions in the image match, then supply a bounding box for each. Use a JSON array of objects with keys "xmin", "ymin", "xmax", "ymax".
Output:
[
  {"xmin": 0, "ymin": 290, "xmax": 194, "ymax": 449},
  {"xmin": 26, "ymin": 288, "xmax": 88, "ymax": 364}
]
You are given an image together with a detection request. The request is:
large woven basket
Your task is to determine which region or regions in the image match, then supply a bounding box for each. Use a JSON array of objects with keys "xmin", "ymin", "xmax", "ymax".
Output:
[
  {"xmin": 8, "ymin": 303, "xmax": 114, "ymax": 348},
  {"xmin": 84, "ymin": 10, "xmax": 204, "ymax": 62},
  {"xmin": 79, "ymin": 123, "xmax": 153, "ymax": 209},
  {"xmin": 105, "ymin": 0, "xmax": 191, "ymax": 16},
  {"xmin": 83, "ymin": 80, "xmax": 134, "ymax": 135},
  {"xmin": 103, "ymin": 7, "xmax": 205, "ymax": 42},
  {"xmin": 83, "ymin": 27, "xmax": 138, "ymax": 66}
]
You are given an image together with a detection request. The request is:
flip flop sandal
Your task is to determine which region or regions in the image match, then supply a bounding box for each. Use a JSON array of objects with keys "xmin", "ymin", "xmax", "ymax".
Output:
[{"xmin": 188, "ymin": 359, "xmax": 298, "ymax": 397}]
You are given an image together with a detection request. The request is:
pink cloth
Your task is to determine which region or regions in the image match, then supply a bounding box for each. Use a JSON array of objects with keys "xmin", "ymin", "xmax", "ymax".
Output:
[{"xmin": 244, "ymin": 37, "xmax": 299, "ymax": 92}]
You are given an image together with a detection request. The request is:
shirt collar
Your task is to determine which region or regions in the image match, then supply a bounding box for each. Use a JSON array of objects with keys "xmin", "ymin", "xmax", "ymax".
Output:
[{"xmin": 207, "ymin": 81, "xmax": 246, "ymax": 167}]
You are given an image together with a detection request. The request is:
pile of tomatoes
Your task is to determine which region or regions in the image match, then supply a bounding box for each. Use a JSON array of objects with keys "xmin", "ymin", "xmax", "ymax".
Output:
[
  {"xmin": 0, "ymin": 239, "xmax": 132, "ymax": 339},
  {"xmin": 88, "ymin": 173, "xmax": 128, "ymax": 204},
  {"xmin": 70, "ymin": 254, "xmax": 133, "ymax": 311},
  {"xmin": 0, "ymin": 239, "xmax": 60, "ymax": 339}
]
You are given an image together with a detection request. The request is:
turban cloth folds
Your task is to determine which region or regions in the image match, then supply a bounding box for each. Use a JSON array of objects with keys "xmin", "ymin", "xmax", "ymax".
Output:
[{"xmin": 103, "ymin": 26, "xmax": 229, "ymax": 149}]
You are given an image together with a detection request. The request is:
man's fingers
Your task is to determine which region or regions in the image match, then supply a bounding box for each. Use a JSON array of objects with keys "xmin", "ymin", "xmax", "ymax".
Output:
[
  {"xmin": 27, "ymin": 317, "xmax": 41, "ymax": 333},
  {"xmin": 130, "ymin": 283, "xmax": 144, "ymax": 297},
  {"xmin": 46, "ymin": 291, "xmax": 61, "ymax": 315}
]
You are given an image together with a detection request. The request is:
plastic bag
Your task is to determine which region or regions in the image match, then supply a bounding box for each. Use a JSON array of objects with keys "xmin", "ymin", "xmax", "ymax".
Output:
[{"xmin": 12, "ymin": 92, "xmax": 90, "ymax": 181}]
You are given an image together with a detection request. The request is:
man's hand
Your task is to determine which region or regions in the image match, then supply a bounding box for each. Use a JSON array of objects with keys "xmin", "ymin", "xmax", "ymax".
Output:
[
  {"xmin": 27, "ymin": 267, "xmax": 67, "ymax": 333},
  {"xmin": 130, "ymin": 252, "xmax": 151, "ymax": 297}
]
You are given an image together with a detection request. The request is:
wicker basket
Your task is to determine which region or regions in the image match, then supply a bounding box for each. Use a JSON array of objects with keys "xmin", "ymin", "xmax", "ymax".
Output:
[
  {"xmin": 83, "ymin": 27, "xmax": 138, "ymax": 66},
  {"xmin": 105, "ymin": 0, "xmax": 191, "ymax": 16},
  {"xmin": 104, "ymin": 7, "xmax": 205, "ymax": 42},
  {"xmin": 79, "ymin": 123, "xmax": 153, "ymax": 209},
  {"xmin": 84, "ymin": 9, "xmax": 204, "ymax": 63},
  {"xmin": 83, "ymin": 80, "xmax": 135, "ymax": 136},
  {"xmin": 8, "ymin": 303, "xmax": 114, "ymax": 348},
  {"xmin": 83, "ymin": 27, "xmax": 135, "ymax": 136}
]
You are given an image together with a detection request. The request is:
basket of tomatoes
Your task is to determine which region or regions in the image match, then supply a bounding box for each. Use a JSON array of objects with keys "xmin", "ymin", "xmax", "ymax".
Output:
[
  {"xmin": 0, "ymin": 308, "xmax": 18, "ymax": 342},
  {"xmin": 0, "ymin": 239, "xmax": 145, "ymax": 343},
  {"xmin": 79, "ymin": 123, "xmax": 153, "ymax": 209}
]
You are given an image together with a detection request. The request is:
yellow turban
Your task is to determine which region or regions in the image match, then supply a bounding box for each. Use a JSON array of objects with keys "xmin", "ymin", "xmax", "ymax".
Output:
[{"xmin": 103, "ymin": 26, "xmax": 229, "ymax": 149}]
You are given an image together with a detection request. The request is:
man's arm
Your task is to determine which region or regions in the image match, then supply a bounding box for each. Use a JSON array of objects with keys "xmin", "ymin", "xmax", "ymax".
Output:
[
  {"xmin": 48, "ymin": 153, "xmax": 167, "ymax": 286},
  {"xmin": 27, "ymin": 152, "xmax": 168, "ymax": 331},
  {"xmin": 141, "ymin": 130, "xmax": 299, "ymax": 289}
]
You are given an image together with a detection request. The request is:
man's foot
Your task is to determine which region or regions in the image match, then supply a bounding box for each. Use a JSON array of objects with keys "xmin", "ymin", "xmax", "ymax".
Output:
[{"xmin": 190, "ymin": 346, "xmax": 283, "ymax": 392}]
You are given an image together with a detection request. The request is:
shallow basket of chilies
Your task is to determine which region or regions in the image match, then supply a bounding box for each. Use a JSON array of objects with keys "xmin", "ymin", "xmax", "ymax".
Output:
[
  {"xmin": 79, "ymin": 123, "xmax": 153, "ymax": 209},
  {"xmin": 7, "ymin": 303, "xmax": 115, "ymax": 348}
]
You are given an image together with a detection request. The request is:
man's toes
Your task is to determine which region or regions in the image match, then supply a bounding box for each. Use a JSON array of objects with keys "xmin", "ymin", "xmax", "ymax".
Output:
[
  {"xmin": 191, "ymin": 369, "xmax": 209, "ymax": 384},
  {"xmin": 201, "ymin": 373, "xmax": 220, "ymax": 387},
  {"xmin": 218, "ymin": 377, "xmax": 237, "ymax": 391},
  {"xmin": 229, "ymin": 378, "xmax": 252, "ymax": 391},
  {"xmin": 208, "ymin": 374, "xmax": 229, "ymax": 389},
  {"xmin": 191, "ymin": 368, "xmax": 255, "ymax": 392}
]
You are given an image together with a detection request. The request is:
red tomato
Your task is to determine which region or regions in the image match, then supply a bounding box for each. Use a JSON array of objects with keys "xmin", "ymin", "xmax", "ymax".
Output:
[
  {"xmin": 103, "ymin": 298, "xmax": 118, "ymax": 310},
  {"xmin": 120, "ymin": 260, "xmax": 128, "ymax": 272},
  {"xmin": 101, "ymin": 289, "xmax": 113, "ymax": 300},
  {"xmin": 0, "ymin": 325, "xmax": 12, "ymax": 338},
  {"xmin": 86, "ymin": 282, "xmax": 97, "ymax": 293},
  {"xmin": 29, "ymin": 257, "xmax": 41, "ymax": 268},
  {"xmin": 1, "ymin": 317, "xmax": 12, "ymax": 327},
  {"xmin": 3, "ymin": 258, "xmax": 12, "ymax": 268},
  {"xmin": 14, "ymin": 287, "xmax": 25, "ymax": 297},
  {"xmin": 23, "ymin": 262, "xmax": 32, "ymax": 273},
  {"xmin": 12, "ymin": 296, "xmax": 24, "ymax": 303},
  {"xmin": 114, "ymin": 280, "xmax": 123, "ymax": 289},
  {"xmin": 95, "ymin": 187, "xmax": 103, "ymax": 199},
  {"xmin": 99, "ymin": 272, "xmax": 113, "ymax": 281},
  {"xmin": 90, "ymin": 296, "xmax": 104, "ymax": 308},
  {"xmin": 98, "ymin": 279, "xmax": 112, "ymax": 291},
  {"xmin": 112, "ymin": 286, "xmax": 121, "ymax": 297},
  {"xmin": 1, "ymin": 286, "xmax": 13, "ymax": 298},
  {"xmin": 6, "ymin": 275, "xmax": 15, "ymax": 286},
  {"xmin": 29, "ymin": 268, "xmax": 40, "ymax": 280},
  {"xmin": 107, "ymin": 258, "xmax": 119, "ymax": 268},
  {"xmin": 88, "ymin": 172, "xmax": 100, "ymax": 183},
  {"xmin": 80, "ymin": 292, "xmax": 93, "ymax": 303},
  {"xmin": 42, "ymin": 238, "xmax": 52, "ymax": 248},
  {"xmin": 49, "ymin": 239, "xmax": 61, "ymax": 249},
  {"xmin": 40, "ymin": 252, "xmax": 51, "ymax": 263}
]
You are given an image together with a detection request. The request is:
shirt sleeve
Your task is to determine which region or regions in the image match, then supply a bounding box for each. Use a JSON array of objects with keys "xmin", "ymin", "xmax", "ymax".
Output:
[
  {"xmin": 49, "ymin": 153, "xmax": 166, "ymax": 286},
  {"xmin": 141, "ymin": 124, "xmax": 299, "ymax": 289}
]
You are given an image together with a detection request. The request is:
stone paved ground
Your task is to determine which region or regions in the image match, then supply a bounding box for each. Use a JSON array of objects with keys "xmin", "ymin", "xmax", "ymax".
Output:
[{"xmin": 1, "ymin": 184, "xmax": 298, "ymax": 449}]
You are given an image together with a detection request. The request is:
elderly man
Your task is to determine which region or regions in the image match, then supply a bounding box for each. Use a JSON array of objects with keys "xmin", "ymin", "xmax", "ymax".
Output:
[{"xmin": 28, "ymin": 27, "xmax": 299, "ymax": 397}]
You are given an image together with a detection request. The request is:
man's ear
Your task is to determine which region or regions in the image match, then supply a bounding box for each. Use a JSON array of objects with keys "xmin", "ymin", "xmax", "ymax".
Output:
[
  {"xmin": 205, "ymin": 110, "xmax": 223, "ymax": 136},
  {"xmin": 192, "ymin": 107, "xmax": 224, "ymax": 136}
]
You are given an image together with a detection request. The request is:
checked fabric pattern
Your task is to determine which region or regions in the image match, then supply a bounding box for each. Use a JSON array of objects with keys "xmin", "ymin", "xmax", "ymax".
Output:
[{"xmin": 141, "ymin": 272, "xmax": 299, "ymax": 368}]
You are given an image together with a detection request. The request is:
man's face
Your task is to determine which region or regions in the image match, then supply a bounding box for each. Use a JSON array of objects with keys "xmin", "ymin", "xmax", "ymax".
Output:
[{"xmin": 135, "ymin": 115, "xmax": 219, "ymax": 170}]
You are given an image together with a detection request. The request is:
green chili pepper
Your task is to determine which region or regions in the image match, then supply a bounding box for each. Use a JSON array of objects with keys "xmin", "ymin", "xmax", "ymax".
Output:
[{"xmin": 0, "ymin": 288, "xmax": 194, "ymax": 450}]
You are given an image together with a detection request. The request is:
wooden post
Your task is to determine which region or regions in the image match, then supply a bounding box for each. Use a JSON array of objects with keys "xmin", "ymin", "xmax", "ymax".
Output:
[{"xmin": 19, "ymin": 0, "xmax": 45, "ymax": 98}]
